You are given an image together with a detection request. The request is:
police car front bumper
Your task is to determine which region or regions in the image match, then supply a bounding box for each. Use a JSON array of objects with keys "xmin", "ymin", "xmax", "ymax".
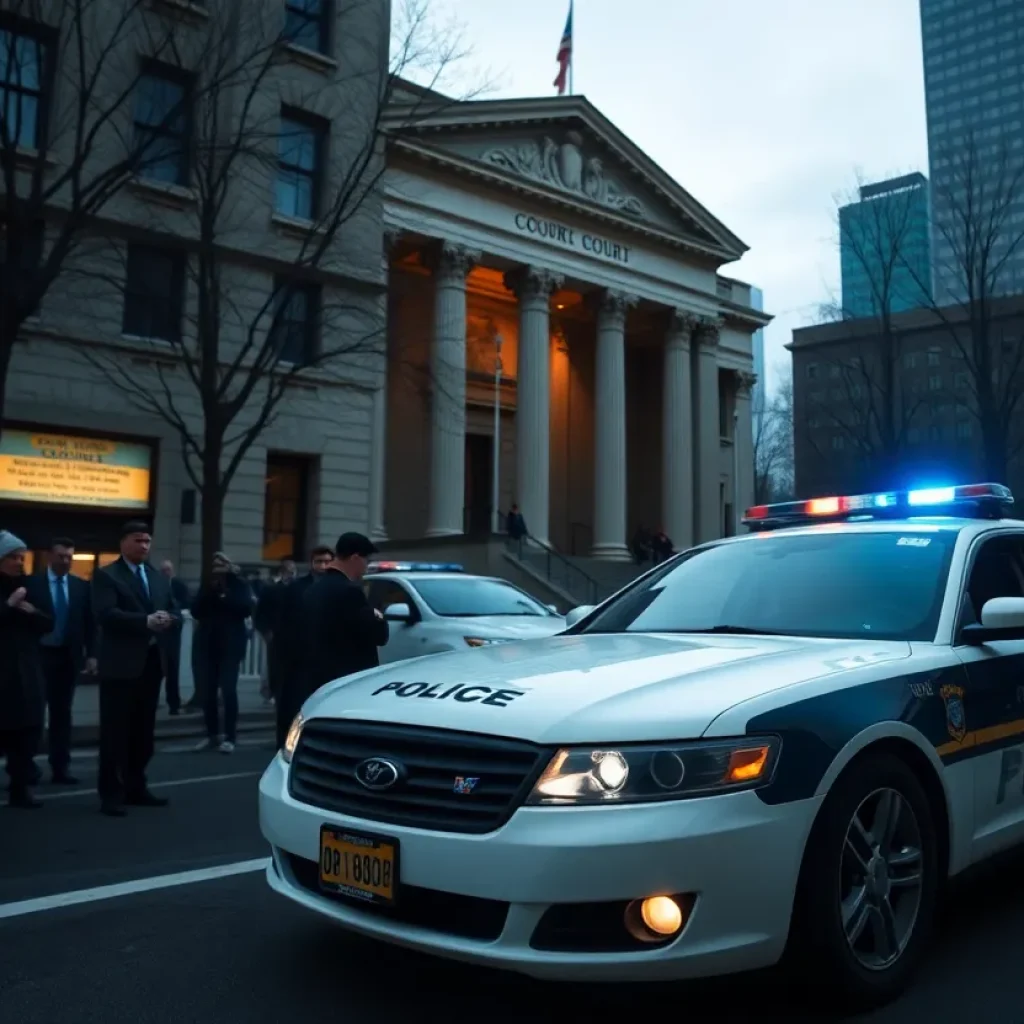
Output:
[{"xmin": 259, "ymin": 754, "xmax": 820, "ymax": 981}]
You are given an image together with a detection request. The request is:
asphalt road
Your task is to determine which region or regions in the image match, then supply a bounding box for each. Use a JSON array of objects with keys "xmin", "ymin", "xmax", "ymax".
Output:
[{"xmin": 4, "ymin": 742, "xmax": 1024, "ymax": 1023}]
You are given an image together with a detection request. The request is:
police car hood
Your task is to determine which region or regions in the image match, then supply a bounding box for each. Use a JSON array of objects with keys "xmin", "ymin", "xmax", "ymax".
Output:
[{"xmin": 302, "ymin": 632, "xmax": 912, "ymax": 744}]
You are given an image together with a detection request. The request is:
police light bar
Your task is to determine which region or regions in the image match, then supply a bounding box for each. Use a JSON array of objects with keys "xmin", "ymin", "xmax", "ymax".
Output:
[
  {"xmin": 742, "ymin": 482, "xmax": 1013, "ymax": 530},
  {"xmin": 366, "ymin": 561, "xmax": 465, "ymax": 574}
]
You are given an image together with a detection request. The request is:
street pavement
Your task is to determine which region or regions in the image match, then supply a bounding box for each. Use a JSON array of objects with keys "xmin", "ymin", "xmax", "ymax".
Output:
[
  {"xmin": 4, "ymin": 741, "xmax": 1024, "ymax": 1023},
  {"xmin": 68, "ymin": 677, "xmax": 274, "ymax": 748}
]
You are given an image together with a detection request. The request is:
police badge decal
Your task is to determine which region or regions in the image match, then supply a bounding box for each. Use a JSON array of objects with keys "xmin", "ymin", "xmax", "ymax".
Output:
[{"xmin": 940, "ymin": 683, "xmax": 967, "ymax": 743}]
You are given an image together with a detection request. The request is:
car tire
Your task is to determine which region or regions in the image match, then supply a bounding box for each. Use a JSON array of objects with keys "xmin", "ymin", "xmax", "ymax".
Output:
[{"xmin": 787, "ymin": 751, "xmax": 939, "ymax": 1011}]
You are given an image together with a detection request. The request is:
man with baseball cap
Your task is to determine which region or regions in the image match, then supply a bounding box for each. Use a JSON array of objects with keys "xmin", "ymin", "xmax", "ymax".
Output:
[{"xmin": 302, "ymin": 532, "xmax": 389, "ymax": 694}]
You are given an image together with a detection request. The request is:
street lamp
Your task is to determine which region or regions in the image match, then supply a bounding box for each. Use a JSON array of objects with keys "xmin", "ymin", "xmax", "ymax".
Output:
[
  {"xmin": 492, "ymin": 332, "xmax": 503, "ymax": 534},
  {"xmin": 733, "ymin": 407, "xmax": 741, "ymax": 535}
]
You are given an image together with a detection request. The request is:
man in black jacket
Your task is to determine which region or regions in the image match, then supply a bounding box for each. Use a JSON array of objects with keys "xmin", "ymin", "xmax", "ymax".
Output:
[
  {"xmin": 91, "ymin": 521, "xmax": 178, "ymax": 817},
  {"xmin": 303, "ymin": 532, "xmax": 389, "ymax": 693},
  {"xmin": 190, "ymin": 552, "xmax": 254, "ymax": 753},
  {"xmin": 272, "ymin": 545, "xmax": 332, "ymax": 747},
  {"xmin": 26, "ymin": 537, "xmax": 96, "ymax": 785}
]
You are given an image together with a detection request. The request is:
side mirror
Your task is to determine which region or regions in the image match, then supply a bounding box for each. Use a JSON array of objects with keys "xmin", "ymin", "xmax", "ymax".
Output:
[
  {"xmin": 963, "ymin": 597, "xmax": 1024, "ymax": 644},
  {"xmin": 564, "ymin": 604, "xmax": 595, "ymax": 628},
  {"xmin": 383, "ymin": 602, "xmax": 413, "ymax": 624},
  {"xmin": 546, "ymin": 604, "xmax": 559, "ymax": 614}
]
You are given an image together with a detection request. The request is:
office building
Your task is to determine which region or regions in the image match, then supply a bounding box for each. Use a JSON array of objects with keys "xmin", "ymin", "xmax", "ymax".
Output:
[
  {"xmin": 839, "ymin": 174, "xmax": 933, "ymax": 318},
  {"xmin": 921, "ymin": 0, "xmax": 1024, "ymax": 299}
]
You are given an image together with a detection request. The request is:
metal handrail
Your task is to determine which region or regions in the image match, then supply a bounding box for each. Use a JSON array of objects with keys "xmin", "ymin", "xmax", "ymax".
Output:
[{"xmin": 505, "ymin": 531, "xmax": 600, "ymax": 605}]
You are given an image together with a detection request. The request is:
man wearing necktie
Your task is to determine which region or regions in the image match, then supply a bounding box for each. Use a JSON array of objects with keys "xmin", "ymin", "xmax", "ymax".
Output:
[
  {"xmin": 91, "ymin": 520, "xmax": 178, "ymax": 817},
  {"xmin": 26, "ymin": 537, "xmax": 96, "ymax": 784}
]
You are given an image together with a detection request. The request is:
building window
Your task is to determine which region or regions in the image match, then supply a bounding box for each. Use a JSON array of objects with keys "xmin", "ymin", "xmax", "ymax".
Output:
[
  {"xmin": 270, "ymin": 279, "xmax": 320, "ymax": 364},
  {"xmin": 807, "ymin": 363, "xmax": 819, "ymax": 380},
  {"xmin": 122, "ymin": 244, "xmax": 185, "ymax": 342},
  {"xmin": 831, "ymin": 435, "xmax": 844, "ymax": 451},
  {"xmin": 133, "ymin": 64, "xmax": 191, "ymax": 185},
  {"xmin": 276, "ymin": 110, "xmax": 325, "ymax": 220},
  {"xmin": 0, "ymin": 23, "xmax": 49, "ymax": 149},
  {"xmin": 283, "ymin": 0, "xmax": 329, "ymax": 54},
  {"xmin": 929, "ymin": 375, "xmax": 943, "ymax": 391},
  {"xmin": 956, "ymin": 421, "xmax": 972, "ymax": 439},
  {"xmin": 903, "ymin": 353, "xmax": 918, "ymax": 369},
  {"xmin": 928, "ymin": 349, "xmax": 941, "ymax": 366},
  {"xmin": 263, "ymin": 454, "xmax": 310, "ymax": 561}
]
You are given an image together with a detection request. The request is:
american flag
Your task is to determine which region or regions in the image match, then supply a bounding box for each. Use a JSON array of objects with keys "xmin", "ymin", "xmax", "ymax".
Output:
[{"xmin": 553, "ymin": 2, "xmax": 573, "ymax": 96}]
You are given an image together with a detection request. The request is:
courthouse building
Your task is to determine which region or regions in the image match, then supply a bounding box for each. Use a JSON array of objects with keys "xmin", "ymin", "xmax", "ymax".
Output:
[{"xmin": 0, "ymin": 1, "xmax": 767, "ymax": 579}]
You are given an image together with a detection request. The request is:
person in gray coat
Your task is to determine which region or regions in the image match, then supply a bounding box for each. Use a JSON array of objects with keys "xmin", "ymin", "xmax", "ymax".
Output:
[{"xmin": 0, "ymin": 531, "xmax": 53, "ymax": 809}]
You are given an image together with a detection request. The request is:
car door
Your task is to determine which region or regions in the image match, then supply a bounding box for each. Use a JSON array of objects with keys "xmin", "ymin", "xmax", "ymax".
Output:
[
  {"xmin": 364, "ymin": 580, "xmax": 420, "ymax": 665},
  {"xmin": 953, "ymin": 532, "xmax": 1024, "ymax": 859}
]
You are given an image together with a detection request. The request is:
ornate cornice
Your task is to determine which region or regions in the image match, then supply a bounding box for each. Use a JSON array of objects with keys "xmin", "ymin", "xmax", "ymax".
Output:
[
  {"xmin": 429, "ymin": 242, "xmax": 480, "ymax": 283},
  {"xmin": 735, "ymin": 370, "xmax": 758, "ymax": 396},
  {"xmin": 695, "ymin": 314, "xmax": 723, "ymax": 348},
  {"xmin": 503, "ymin": 266, "xmax": 564, "ymax": 303},
  {"xmin": 589, "ymin": 288, "xmax": 637, "ymax": 327}
]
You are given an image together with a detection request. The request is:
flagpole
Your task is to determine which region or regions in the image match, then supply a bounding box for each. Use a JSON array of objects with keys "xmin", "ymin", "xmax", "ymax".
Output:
[{"xmin": 569, "ymin": 1, "xmax": 574, "ymax": 94}]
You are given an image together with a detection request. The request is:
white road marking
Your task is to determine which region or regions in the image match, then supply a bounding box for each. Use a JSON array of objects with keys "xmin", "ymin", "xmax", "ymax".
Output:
[
  {"xmin": 38, "ymin": 770, "xmax": 261, "ymax": 801},
  {"xmin": 0, "ymin": 858, "xmax": 270, "ymax": 921}
]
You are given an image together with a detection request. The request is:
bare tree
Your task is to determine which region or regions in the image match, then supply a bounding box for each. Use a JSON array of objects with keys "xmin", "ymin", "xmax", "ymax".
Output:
[
  {"xmin": 907, "ymin": 133, "xmax": 1024, "ymax": 481},
  {"xmin": 73, "ymin": 0, "xmax": 470, "ymax": 569},
  {"xmin": 753, "ymin": 371, "xmax": 794, "ymax": 503},
  {"xmin": 806, "ymin": 174, "xmax": 931, "ymax": 485},
  {"xmin": 0, "ymin": 0, "xmax": 283, "ymax": 424}
]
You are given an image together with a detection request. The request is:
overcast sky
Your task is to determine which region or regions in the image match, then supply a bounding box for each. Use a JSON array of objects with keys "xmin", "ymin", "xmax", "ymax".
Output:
[{"xmin": 423, "ymin": 0, "xmax": 929, "ymax": 390}]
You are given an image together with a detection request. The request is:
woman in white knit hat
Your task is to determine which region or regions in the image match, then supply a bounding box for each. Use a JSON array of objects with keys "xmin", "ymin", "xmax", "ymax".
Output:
[{"xmin": 0, "ymin": 530, "xmax": 53, "ymax": 808}]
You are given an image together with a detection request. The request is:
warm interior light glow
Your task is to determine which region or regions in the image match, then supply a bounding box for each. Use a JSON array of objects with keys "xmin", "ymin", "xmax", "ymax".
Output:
[
  {"xmin": 725, "ymin": 746, "xmax": 770, "ymax": 783},
  {"xmin": 640, "ymin": 896, "xmax": 683, "ymax": 936}
]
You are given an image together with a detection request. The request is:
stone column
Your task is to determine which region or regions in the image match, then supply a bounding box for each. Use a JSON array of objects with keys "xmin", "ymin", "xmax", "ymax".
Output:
[
  {"xmin": 591, "ymin": 288, "xmax": 636, "ymax": 561},
  {"xmin": 734, "ymin": 370, "xmax": 757, "ymax": 526},
  {"xmin": 427, "ymin": 242, "xmax": 479, "ymax": 537},
  {"xmin": 505, "ymin": 266, "xmax": 563, "ymax": 545},
  {"xmin": 370, "ymin": 229, "xmax": 401, "ymax": 541},
  {"xmin": 694, "ymin": 316, "xmax": 723, "ymax": 543},
  {"xmin": 662, "ymin": 309, "xmax": 697, "ymax": 550}
]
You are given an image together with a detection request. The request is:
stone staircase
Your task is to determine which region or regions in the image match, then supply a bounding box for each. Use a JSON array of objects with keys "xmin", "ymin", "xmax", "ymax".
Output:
[{"xmin": 504, "ymin": 538, "xmax": 647, "ymax": 607}]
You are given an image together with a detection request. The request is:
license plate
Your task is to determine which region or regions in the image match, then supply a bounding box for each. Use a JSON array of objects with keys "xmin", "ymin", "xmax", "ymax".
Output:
[{"xmin": 318, "ymin": 827, "xmax": 399, "ymax": 905}]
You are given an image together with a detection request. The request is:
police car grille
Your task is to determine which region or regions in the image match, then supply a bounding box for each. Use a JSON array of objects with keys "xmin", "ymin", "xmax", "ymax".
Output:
[{"xmin": 288, "ymin": 719, "xmax": 550, "ymax": 834}]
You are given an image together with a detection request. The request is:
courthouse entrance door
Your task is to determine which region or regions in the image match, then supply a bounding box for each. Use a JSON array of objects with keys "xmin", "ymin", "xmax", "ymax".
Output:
[{"xmin": 464, "ymin": 434, "xmax": 493, "ymax": 537}]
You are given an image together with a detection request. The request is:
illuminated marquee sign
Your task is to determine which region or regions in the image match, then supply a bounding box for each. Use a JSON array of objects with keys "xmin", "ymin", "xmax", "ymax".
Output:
[{"xmin": 0, "ymin": 429, "xmax": 152, "ymax": 509}]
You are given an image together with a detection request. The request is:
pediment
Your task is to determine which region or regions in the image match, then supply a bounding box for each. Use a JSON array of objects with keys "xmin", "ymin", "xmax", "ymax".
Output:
[{"xmin": 385, "ymin": 97, "xmax": 747, "ymax": 260}]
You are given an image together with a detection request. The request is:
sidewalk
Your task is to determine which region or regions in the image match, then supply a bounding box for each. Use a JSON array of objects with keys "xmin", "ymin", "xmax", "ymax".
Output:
[{"xmin": 69, "ymin": 676, "xmax": 276, "ymax": 749}]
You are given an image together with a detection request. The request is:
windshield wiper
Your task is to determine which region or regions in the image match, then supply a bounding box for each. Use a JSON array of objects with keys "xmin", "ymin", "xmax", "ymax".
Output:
[{"xmin": 670, "ymin": 625, "xmax": 787, "ymax": 636}]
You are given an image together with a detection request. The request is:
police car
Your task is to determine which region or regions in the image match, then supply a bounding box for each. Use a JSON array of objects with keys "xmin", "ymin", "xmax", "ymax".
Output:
[
  {"xmin": 259, "ymin": 482, "xmax": 1024, "ymax": 1009},
  {"xmin": 362, "ymin": 562, "xmax": 567, "ymax": 663}
]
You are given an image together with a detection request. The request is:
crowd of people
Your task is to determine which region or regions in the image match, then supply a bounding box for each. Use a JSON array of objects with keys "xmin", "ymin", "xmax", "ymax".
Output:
[{"xmin": 0, "ymin": 522, "xmax": 389, "ymax": 813}]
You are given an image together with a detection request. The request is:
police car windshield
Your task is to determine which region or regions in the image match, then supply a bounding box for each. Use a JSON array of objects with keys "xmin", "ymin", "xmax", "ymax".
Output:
[
  {"xmin": 581, "ymin": 530, "xmax": 957, "ymax": 642},
  {"xmin": 412, "ymin": 578, "xmax": 554, "ymax": 618}
]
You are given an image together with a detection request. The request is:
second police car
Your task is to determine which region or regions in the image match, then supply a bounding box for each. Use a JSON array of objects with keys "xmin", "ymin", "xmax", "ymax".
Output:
[
  {"xmin": 361, "ymin": 562, "xmax": 566, "ymax": 663},
  {"xmin": 260, "ymin": 482, "xmax": 1024, "ymax": 1009}
]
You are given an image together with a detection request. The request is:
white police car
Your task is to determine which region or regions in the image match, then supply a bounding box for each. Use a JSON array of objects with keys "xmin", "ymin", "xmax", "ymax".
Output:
[
  {"xmin": 260, "ymin": 482, "xmax": 1024, "ymax": 1009},
  {"xmin": 361, "ymin": 562, "xmax": 567, "ymax": 663}
]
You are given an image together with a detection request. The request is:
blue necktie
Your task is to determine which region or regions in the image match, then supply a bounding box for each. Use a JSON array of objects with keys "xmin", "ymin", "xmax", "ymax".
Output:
[
  {"xmin": 52, "ymin": 576, "xmax": 68, "ymax": 645},
  {"xmin": 137, "ymin": 564, "xmax": 150, "ymax": 597}
]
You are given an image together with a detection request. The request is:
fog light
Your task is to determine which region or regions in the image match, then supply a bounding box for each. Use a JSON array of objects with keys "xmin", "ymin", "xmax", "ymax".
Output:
[{"xmin": 640, "ymin": 896, "xmax": 683, "ymax": 936}]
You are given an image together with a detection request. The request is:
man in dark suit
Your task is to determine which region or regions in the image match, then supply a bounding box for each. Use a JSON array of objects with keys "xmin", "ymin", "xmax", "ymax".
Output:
[
  {"xmin": 303, "ymin": 533, "xmax": 389, "ymax": 693},
  {"xmin": 158, "ymin": 560, "xmax": 190, "ymax": 714},
  {"xmin": 273, "ymin": 546, "xmax": 332, "ymax": 748},
  {"xmin": 26, "ymin": 537, "xmax": 96, "ymax": 785},
  {"xmin": 91, "ymin": 520, "xmax": 178, "ymax": 817}
]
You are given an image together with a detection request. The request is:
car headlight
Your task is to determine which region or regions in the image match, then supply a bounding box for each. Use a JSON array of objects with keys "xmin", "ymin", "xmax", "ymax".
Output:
[
  {"xmin": 464, "ymin": 636, "xmax": 512, "ymax": 647},
  {"xmin": 281, "ymin": 714, "xmax": 304, "ymax": 763},
  {"xmin": 525, "ymin": 737, "xmax": 781, "ymax": 805}
]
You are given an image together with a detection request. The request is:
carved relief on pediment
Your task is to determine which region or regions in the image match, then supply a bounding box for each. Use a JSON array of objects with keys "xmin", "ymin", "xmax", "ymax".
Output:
[{"xmin": 481, "ymin": 130, "xmax": 646, "ymax": 220}]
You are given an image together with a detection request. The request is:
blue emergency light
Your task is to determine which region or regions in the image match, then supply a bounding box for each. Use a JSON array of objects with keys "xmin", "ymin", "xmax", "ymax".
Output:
[
  {"xmin": 742, "ymin": 482, "xmax": 1014, "ymax": 531},
  {"xmin": 366, "ymin": 561, "xmax": 465, "ymax": 574}
]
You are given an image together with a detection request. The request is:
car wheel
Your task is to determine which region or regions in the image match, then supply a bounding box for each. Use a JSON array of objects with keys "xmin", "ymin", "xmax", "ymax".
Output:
[{"xmin": 788, "ymin": 751, "xmax": 939, "ymax": 1011}]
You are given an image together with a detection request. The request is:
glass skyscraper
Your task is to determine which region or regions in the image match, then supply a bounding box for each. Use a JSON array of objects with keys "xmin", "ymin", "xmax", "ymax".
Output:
[
  {"xmin": 921, "ymin": 0, "xmax": 1024, "ymax": 300},
  {"xmin": 839, "ymin": 174, "xmax": 934, "ymax": 319}
]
